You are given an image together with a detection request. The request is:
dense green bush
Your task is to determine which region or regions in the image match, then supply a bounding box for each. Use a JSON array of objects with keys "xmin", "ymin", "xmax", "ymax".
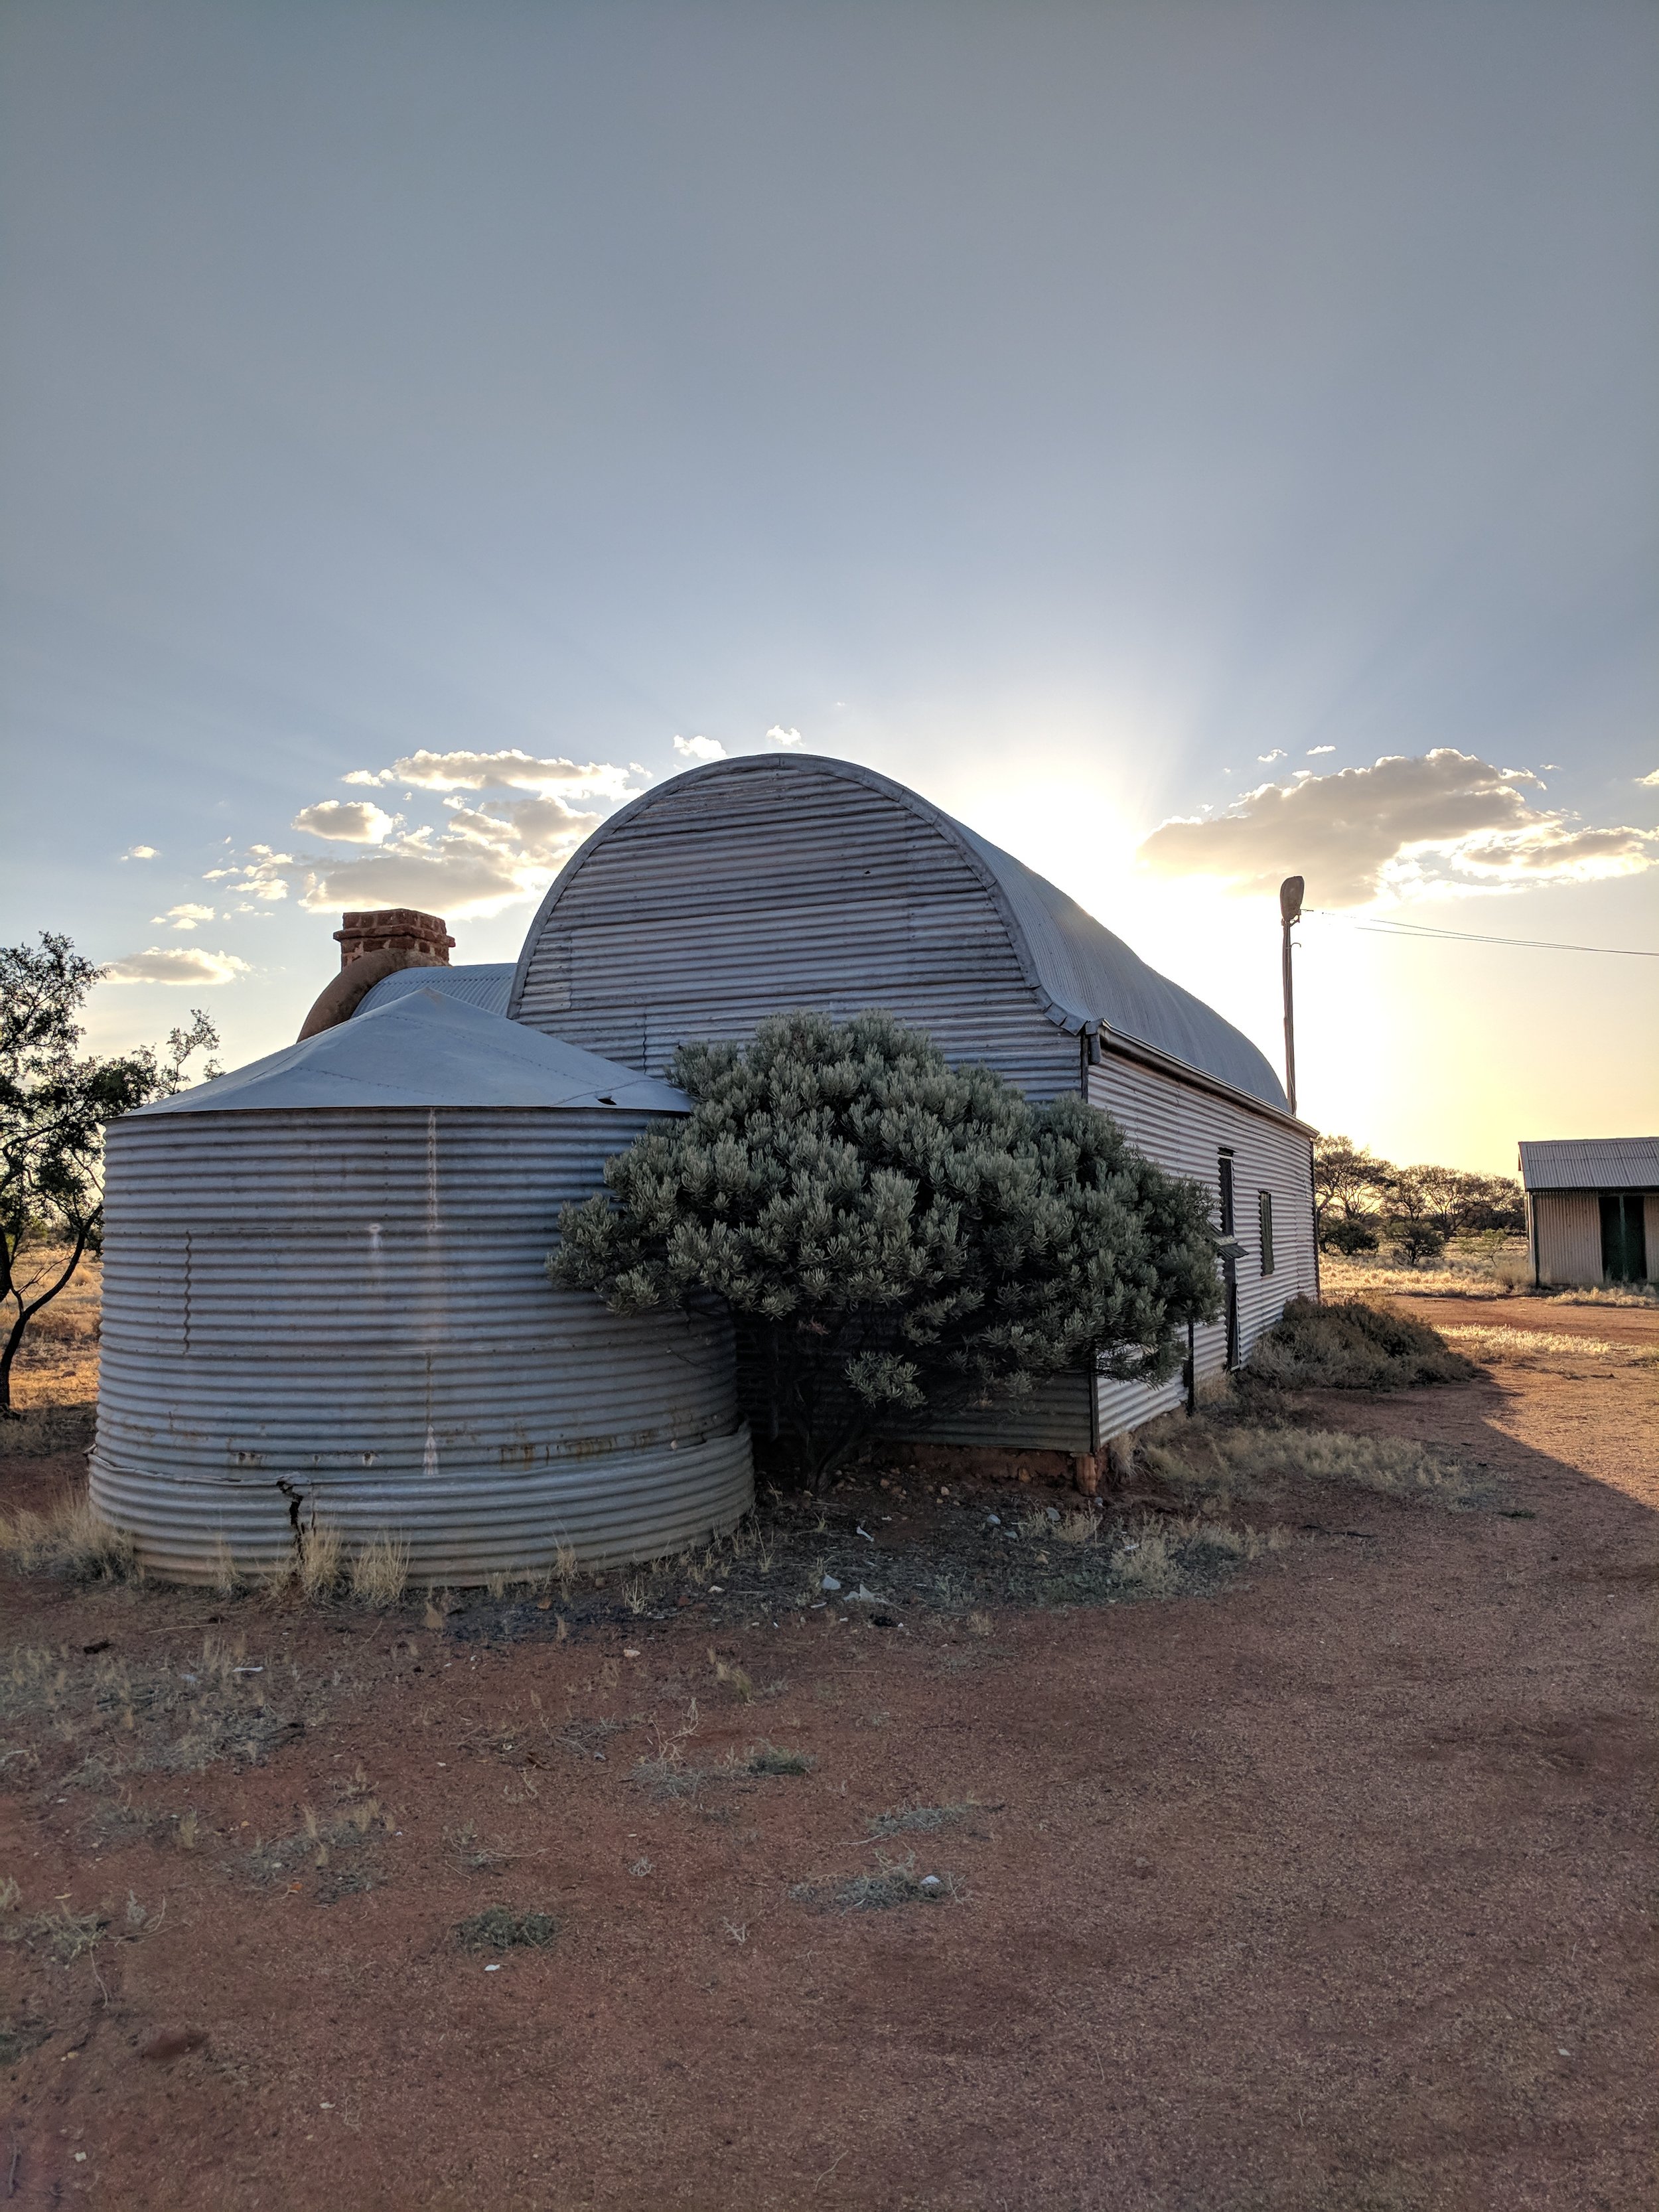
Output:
[
  {"xmin": 550, "ymin": 1010, "xmax": 1220, "ymax": 1485},
  {"xmin": 1246, "ymin": 1295, "xmax": 1477, "ymax": 1390}
]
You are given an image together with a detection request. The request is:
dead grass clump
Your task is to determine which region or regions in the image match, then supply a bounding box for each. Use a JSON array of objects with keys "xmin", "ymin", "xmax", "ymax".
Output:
[
  {"xmin": 0, "ymin": 1489, "xmax": 138, "ymax": 1583},
  {"xmin": 867, "ymin": 1803, "xmax": 975, "ymax": 1837},
  {"xmin": 0, "ymin": 1633, "xmax": 310, "ymax": 1779},
  {"xmin": 1107, "ymin": 1515, "xmax": 1287, "ymax": 1601},
  {"xmin": 455, "ymin": 1905, "xmax": 558, "ymax": 1953},
  {"xmin": 1, "ymin": 1905, "xmax": 109, "ymax": 1964},
  {"xmin": 1437, "ymin": 1323, "xmax": 1654, "ymax": 1368},
  {"xmin": 0, "ymin": 1404, "xmax": 97, "ymax": 1460},
  {"xmin": 745, "ymin": 1741, "xmax": 814, "ymax": 1777},
  {"xmin": 629, "ymin": 1751, "xmax": 709, "ymax": 1801},
  {"xmin": 295, "ymin": 1522, "xmax": 344, "ymax": 1600},
  {"xmin": 246, "ymin": 1794, "xmax": 394, "ymax": 1882},
  {"xmin": 1144, "ymin": 1425, "xmax": 1488, "ymax": 1512},
  {"xmin": 348, "ymin": 1533, "xmax": 411, "ymax": 1609},
  {"xmin": 792, "ymin": 1850, "xmax": 958, "ymax": 1913},
  {"xmin": 1247, "ymin": 1297, "xmax": 1477, "ymax": 1390}
]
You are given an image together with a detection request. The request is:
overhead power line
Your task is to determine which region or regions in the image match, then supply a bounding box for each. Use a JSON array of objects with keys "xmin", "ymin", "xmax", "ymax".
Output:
[{"xmin": 1307, "ymin": 910, "xmax": 1658, "ymax": 958}]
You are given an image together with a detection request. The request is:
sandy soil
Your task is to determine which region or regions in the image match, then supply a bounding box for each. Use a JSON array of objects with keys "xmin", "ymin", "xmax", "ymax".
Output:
[{"xmin": 1, "ymin": 1304, "xmax": 1654, "ymax": 2211}]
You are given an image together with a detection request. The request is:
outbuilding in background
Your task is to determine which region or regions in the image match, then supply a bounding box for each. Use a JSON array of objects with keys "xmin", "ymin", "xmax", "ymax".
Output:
[
  {"xmin": 90, "ymin": 990, "xmax": 753, "ymax": 1585},
  {"xmin": 1518, "ymin": 1138, "xmax": 1658, "ymax": 1288}
]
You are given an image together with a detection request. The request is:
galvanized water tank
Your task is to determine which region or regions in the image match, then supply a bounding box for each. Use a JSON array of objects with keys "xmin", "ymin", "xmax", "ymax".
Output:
[{"xmin": 90, "ymin": 990, "xmax": 753, "ymax": 1584}]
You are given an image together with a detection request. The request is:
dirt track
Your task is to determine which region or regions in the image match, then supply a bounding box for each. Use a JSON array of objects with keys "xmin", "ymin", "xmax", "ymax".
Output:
[{"xmin": 1, "ymin": 1299, "xmax": 1654, "ymax": 2210}]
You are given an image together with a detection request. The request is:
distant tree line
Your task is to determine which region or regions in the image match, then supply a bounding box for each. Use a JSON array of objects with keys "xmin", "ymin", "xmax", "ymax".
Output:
[{"xmin": 1313, "ymin": 1135, "xmax": 1526, "ymax": 1268}]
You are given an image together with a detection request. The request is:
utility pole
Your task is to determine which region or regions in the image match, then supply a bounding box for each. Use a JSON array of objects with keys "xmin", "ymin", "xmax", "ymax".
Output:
[{"xmin": 1279, "ymin": 875, "xmax": 1304, "ymax": 1117}]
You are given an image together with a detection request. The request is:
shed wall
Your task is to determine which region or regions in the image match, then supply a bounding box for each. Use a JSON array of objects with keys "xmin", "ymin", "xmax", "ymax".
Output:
[
  {"xmin": 1648, "ymin": 1197, "xmax": 1659, "ymax": 1279},
  {"xmin": 1088, "ymin": 1051, "xmax": 1317, "ymax": 1436},
  {"xmin": 514, "ymin": 759, "xmax": 1078, "ymax": 1100},
  {"xmin": 90, "ymin": 1107, "xmax": 752, "ymax": 1582},
  {"xmin": 1533, "ymin": 1193, "xmax": 1605, "ymax": 1286}
]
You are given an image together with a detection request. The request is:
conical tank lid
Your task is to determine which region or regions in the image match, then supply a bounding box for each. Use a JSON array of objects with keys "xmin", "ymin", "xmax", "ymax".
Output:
[{"xmin": 127, "ymin": 989, "xmax": 690, "ymax": 1117}]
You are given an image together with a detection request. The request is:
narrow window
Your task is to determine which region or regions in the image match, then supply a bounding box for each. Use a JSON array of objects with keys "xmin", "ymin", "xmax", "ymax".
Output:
[
  {"xmin": 1218, "ymin": 1151, "xmax": 1235, "ymax": 1235},
  {"xmin": 1259, "ymin": 1189, "xmax": 1275, "ymax": 1275},
  {"xmin": 1218, "ymin": 1151, "xmax": 1238, "ymax": 1367}
]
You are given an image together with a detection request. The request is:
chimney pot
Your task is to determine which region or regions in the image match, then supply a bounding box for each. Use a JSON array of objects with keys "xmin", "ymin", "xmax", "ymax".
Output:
[{"xmin": 333, "ymin": 909, "xmax": 455, "ymax": 972}]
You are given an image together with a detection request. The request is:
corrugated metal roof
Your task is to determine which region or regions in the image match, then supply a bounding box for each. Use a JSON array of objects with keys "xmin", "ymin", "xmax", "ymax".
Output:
[
  {"xmin": 948, "ymin": 820, "xmax": 1287, "ymax": 1108},
  {"xmin": 1518, "ymin": 1137, "xmax": 1659, "ymax": 1191},
  {"xmin": 354, "ymin": 962, "xmax": 514, "ymax": 1017},
  {"xmin": 131, "ymin": 988, "xmax": 691, "ymax": 1117},
  {"xmin": 512, "ymin": 755, "xmax": 1289, "ymax": 1112}
]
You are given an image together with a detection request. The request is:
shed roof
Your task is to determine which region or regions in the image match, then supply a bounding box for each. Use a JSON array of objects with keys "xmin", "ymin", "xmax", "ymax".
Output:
[
  {"xmin": 129, "ymin": 989, "xmax": 691, "ymax": 1118},
  {"xmin": 1518, "ymin": 1137, "xmax": 1659, "ymax": 1191},
  {"xmin": 510, "ymin": 754, "xmax": 1291, "ymax": 1113},
  {"xmin": 355, "ymin": 962, "xmax": 514, "ymax": 1018}
]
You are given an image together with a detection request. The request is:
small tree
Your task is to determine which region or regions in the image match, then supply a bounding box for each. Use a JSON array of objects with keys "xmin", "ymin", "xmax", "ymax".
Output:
[
  {"xmin": 1313, "ymin": 1135, "xmax": 1394, "ymax": 1252},
  {"xmin": 1, "ymin": 933, "xmax": 220, "ymax": 1413},
  {"xmin": 550, "ymin": 1010, "xmax": 1220, "ymax": 1487},
  {"xmin": 1382, "ymin": 1167, "xmax": 1449, "ymax": 1269}
]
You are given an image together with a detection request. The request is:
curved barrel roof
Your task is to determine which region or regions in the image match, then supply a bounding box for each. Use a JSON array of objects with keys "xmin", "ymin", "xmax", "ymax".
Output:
[
  {"xmin": 131, "ymin": 989, "xmax": 691, "ymax": 1118},
  {"xmin": 511, "ymin": 753, "xmax": 1289, "ymax": 1110}
]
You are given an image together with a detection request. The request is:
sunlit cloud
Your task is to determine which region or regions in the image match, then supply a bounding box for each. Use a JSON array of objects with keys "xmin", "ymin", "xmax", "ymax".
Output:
[
  {"xmin": 1136, "ymin": 749, "xmax": 1658, "ymax": 907},
  {"xmin": 673, "ymin": 734, "xmax": 726, "ymax": 763},
  {"xmin": 120, "ymin": 844, "xmax": 158, "ymax": 860},
  {"xmin": 1640, "ymin": 767, "xmax": 1659, "ymax": 788},
  {"xmin": 343, "ymin": 749, "xmax": 636, "ymax": 800},
  {"xmin": 765, "ymin": 725, "xmax": 804, "ymax": 748},
  {"xmin": 1256, "ymin": 749, "xmax": 1285, "ymax": 763},
  {"xmin": 151, "ymin": 903, "xmax": 215, "ymax": 931},
  {"xmin": 291, "ymin": 799, "xmax": 398, "ymax": 844},
  {"xmin": 105, "ymin": 946, "xmax": 251, "ymax": 986},
  {"xmin": 1307, "ymin": 746, "xmax": 1334, "ymax": 757}
]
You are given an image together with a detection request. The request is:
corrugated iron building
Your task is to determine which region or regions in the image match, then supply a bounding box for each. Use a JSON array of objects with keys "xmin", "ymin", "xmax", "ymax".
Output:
[
  {"xmin": 497, "ymin": 753, "xmax": 1318, "ymax": 1448},
  {"xmin": 1518, "ymin": 1138, "xmax": 1658, "ymax": 1287},
  {"xmin": 92, "ymin": 990, "xmax": 753, "ymax": 1584}
]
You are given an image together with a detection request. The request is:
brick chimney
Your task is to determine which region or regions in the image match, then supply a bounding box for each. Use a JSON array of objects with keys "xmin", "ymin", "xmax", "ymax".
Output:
[
  {"xmin": 296, "ymin": 909, "xmax": 457, "ymax": 1041},
  {"xmin": 333, "ymin": 909, "xmax": 455, "ymax": 970}
]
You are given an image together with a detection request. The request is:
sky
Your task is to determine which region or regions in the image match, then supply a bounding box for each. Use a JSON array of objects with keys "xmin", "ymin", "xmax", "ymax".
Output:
[{"xmin": 1, "ymin": 0, "xmax": 1654, "ymax": 1175}]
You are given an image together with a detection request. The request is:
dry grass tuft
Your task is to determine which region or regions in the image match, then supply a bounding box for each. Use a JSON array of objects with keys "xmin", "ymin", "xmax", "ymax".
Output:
[
  {"xmin": 792, "ymin": 1850, "xmax": 958, "ymax": 1913},
  {"xmin": 1, "ymin": 1905, "xmax": 110, "ymax": 1964},
  {"xmin": 295, "ymin": 1522, "xmax": 344, "ymax": 1600},
  {"xmin": 1106, "ymin": 1514, "xmax": 1287, "ymax": 1600},
  {"xmin": 1247, "ymin": 1297, "xmax": 1477, "ymax": 1391},
  {"xmin": 708, "ymin": 1649, "xmax": 755, "ymax": 1702},
  {"xmin": 348, "ymin": 1533, "xmax": 411, "ymax": 1609},
  {"xmin": 455, "ymin": 1905, "xmax": 559, "ymax": 1953},
  {"xmin": 745, "ymin": 1741, "xmax": 814, "ymax": 1777},
  {"xmin": 1437, "ymin": 1323, "xmax": 1654, "ymax": 1368},
  {"xmin": 0, "ymin": 1489, "xmax": 138, "ymax": 1583},
  {"xmin": 867, "ymin": 1803, "xmax": 975, "ymax": 1837},
  {"xmin": 1143, "ymin": 1423, "xmax": 1488, "ymax": 1513}
]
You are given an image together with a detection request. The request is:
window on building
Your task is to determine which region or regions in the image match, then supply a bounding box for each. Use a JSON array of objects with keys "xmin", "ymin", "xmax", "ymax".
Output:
[
  {"xmin": 1259, "ymin": 1189, "xmax": 1275, "ymax": 1275},
  {"xmin": 1217, "ymin": 1151, "xmax": 1235, "ymax": 1235}
]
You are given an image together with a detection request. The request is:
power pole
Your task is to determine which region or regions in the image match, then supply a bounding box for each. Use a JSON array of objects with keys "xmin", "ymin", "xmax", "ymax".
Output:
[{"xmin": 1279, "ymin": 875, "xmax": 1304, "ymax": 1116}]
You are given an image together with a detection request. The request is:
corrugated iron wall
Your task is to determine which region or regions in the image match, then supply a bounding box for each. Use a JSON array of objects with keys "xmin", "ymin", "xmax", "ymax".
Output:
[
  {"xmin": 514, "ymin": 759, "xmax": 1080, "ymax": 1100},
  {"xmin": 1533, "ymin": 1192, "xmax": 1605, "ymax": 1286},
  {"xmin": 90, "ymin": 1106, "xmax": 752, "ymax": 1583},
  {"xmin": 1088, "ymin": 1051, "xmax": 1316, "ymax": 1437}
]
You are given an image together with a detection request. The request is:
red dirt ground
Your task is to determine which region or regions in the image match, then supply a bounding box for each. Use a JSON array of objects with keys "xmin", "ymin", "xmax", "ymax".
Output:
[{"xmin": 2, "ymin": 1299, "xmax": 1654, "ymax": 2211}]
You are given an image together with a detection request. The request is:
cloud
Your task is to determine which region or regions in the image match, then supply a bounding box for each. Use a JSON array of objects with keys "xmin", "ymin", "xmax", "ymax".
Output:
[
  {"xmin": 151, "ymin": 903, "xmax": 215, "ymax": 931},
  {"xmin": 765, "ymin": 725, "xmax": 804, "ymax": 748},
  {"xmin": 121, "ymin": 844, "xmax": 157, "ymax": 860},
  {"xmin": 291, "ymin": 800, "xmax": 397, "ymax": 844},
  {"xmin": 343, "ymin": 749, "xmax": 635, "ymax": 800},
  {"xmin": 1640, "ymin": 767, "xmax": 1659, "ymax": 788},
  {"xmin": 673, "ymin": 735, "xmax": 726, "ymax": 763},
  {"xmin": 1307, "ymin": 746, "xmax": 1334, "ymax": 757},
  {"xmin": 105, "ymin": 947, "xmax": 251, "ymax": 986},
  {"xmin": 214, "ymin": 796, "xmax": 604, "ymax": 921},
  {"xmin": 1136, "ymin": 749, "xmax": 1658, "ymax": 907},
  {"xmin": 1257, "ymin": 749, "xmax": 1285, "ymax": 763}
]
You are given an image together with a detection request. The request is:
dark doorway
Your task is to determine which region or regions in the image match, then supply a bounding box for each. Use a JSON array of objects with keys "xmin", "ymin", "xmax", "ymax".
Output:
[{"xmin": 1600, "ymin": 1193, "xmax": 1648, "ymax": 1283}]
